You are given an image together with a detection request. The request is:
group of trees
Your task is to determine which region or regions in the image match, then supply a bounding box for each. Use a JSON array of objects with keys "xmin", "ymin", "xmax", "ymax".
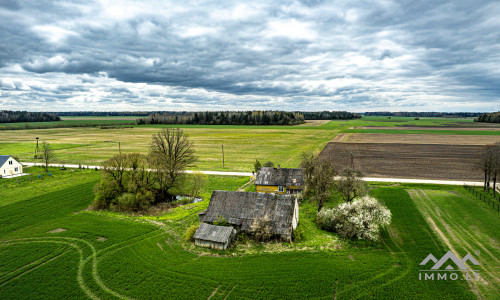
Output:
[
  {"xmin": 137, "ymin": 111, "xmax": 305, "ymax": 126},
  {"xmin": 301, "ymin": 152, "xmax": 366, "ymax": 212},
  {"xmin": 475, "ymin": 112, "xmax": 500, "ymax": 123},
  {"xmin": 93, "ymin": 128, "xmax": 197, "ymax": 211},
  {"xmin": 478, "ymin": 142, "xmax": 500, "ymax": 196},
  {"xmin": 51, "ymin": 111, "xmax": 150, "ymax": 117},
  {"xmin": 0, "ymin": 110, "xmax": 60, "ymax": 123},
  {"xmin": 301, "ymin": 151, "xmax": 390, "ymax": 241},
  {"xmin": 364, "ymin": 111, "xmax": 481, "ymax": 118}
]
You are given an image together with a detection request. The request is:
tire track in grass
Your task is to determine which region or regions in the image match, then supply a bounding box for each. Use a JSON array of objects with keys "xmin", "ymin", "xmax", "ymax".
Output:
[
  {"xmin": 0, "ymin": 236, "xmax": 137, "ymax": 300},
  {"xmin": 410, "ymin": 190, "xmax": 485, "ymax": 297},
  {"xmin": 0, "ymin": 248, "xmax": 70, "ymax": 286},
  {"xmin": 0, "ymin": 238, "xmax": 98, "ymax": 299},
  {"xmin": 412, "ymin": 189, "xmax": 499, "ymax": 298}
]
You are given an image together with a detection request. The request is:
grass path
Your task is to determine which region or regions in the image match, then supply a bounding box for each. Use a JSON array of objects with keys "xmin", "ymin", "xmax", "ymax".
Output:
[{"xmin": 408, "ymin": 189, "xmax": 500, "ymax": 299}]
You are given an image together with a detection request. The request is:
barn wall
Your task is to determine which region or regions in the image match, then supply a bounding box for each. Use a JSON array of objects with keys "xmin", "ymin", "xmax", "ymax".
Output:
[{"xmin": 194, "ymin": 239, "xmax": 228, "ymax": 250}]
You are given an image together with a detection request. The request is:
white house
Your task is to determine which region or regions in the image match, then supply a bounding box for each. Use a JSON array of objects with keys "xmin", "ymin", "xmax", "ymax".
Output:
[{"xmin": 0, "ymin": 156, "xmax": 23, "ymax": 178}]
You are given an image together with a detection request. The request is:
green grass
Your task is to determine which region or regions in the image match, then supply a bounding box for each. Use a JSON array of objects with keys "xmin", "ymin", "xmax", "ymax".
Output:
[
  {"xmin": 1, "ymin": 168, "xmax": 490, "ymax": 299},
  {"xmin": 344, "ymin": 128, "xmax": 500, "ymax": 135}
]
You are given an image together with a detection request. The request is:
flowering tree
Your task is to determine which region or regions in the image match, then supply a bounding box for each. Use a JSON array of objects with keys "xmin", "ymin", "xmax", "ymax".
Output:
[{"xmin": 317, "ymin": 196, "xmax": 391, "ymax": 241}]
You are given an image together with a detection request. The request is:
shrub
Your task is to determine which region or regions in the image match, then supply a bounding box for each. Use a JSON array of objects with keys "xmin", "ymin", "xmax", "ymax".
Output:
[
  {"xmin": 293, "ymin": 223, "xmax": 305, "ymax": 242},
  {"xmin": 317, "ymin": 196, "xmax": 391, "ymax": 241},
  {"xmin": 184, "ymin": 223, "xmax": 199, "ymax": 242}
]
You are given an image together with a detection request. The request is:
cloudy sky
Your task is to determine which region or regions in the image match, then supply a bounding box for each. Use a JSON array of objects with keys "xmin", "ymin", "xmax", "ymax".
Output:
[{"xmin": 1, "ymin": 0, "xmax": 499, "ymax": 112}]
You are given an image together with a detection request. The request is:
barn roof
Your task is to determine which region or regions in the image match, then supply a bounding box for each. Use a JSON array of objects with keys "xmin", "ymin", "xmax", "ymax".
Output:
[
  {"xmin": 203, "ymin": 191, "xmax": 296, "ymax": 237},
  {"xmin": 193, "ymin": 223, "xmax": 234, "ymax": 243},
  {"xmin": 255, "ymin": 167, "xmax": 304, "ymax": 187},
  {"xmin": 0, "ymin": 155, "xmax": 12, "ymax": 167}
]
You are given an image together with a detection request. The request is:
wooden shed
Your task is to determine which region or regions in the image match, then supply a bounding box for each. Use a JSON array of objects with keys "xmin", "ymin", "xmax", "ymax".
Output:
[
  {"xmin": 193, "ymin": 223, "xmax": 236, "ymax": 250},
  {"xmin": 255, "ymin": 167, "xmax": 304, "ymax": 195},
  {"xmin": 202, "ymin": 191, "xmax": 299, "ymax": 241}
]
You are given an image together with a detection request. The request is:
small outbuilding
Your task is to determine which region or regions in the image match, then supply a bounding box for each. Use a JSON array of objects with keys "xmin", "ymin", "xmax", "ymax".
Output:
[
  {"xmin": 0, "ymin": 155, "xmax": 23, "ymax": 178},
  {"xmin": 193, "ymin": 222, "xmax": 237, "ymax": 250},
  {"xmin": 255, "ymin": 166, "xmax": 304, "ymax": 195},
  {"xmin": 201, "ymin": 190, "xmax": 299, "ymax": 241}
]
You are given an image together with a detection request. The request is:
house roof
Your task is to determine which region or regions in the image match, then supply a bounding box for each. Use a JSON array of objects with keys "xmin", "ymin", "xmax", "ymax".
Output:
[
  {"xmin": 0, "ymin": 155, "xmax": 12, "ymax": 167},
  {"xmin": 193, "ymin": 222, "xmax": 234, "ymax": 243},
  {"xmin": 203, "ymin": 191, "xmax": 296, "ymax": 237},
  {"xmin": 255, "ymin": 167, "xmax": 304, "ymax": 187}
]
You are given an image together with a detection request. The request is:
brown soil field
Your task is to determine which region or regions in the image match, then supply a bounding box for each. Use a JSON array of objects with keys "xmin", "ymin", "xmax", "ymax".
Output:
[
  {"xmin": 297, "ymin": 120, "xmax": 331, "ymax": 126},
  {"xmin": 358, "ymin": 126, "xmax": 500, "ymax": 131},
  {"xmin": 335, "ymin": 133, "xmax": 500, "ymax": 145},
  {"xmin": 320, "ymin": 142, "xmax": 484, "ymax": 181}
]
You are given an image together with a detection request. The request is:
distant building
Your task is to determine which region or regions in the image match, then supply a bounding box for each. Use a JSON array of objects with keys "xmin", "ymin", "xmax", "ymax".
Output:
[
  {"xmin": 199, "ymin": 190, "xmax": 299, "ymax": 242},
  {"xmin": 0, "ymin": 156, "xmax": 23, "ymax": 178},
  {"xmin": 193, "ymin": 223, "xmax": 237, "ymax": 250},
  {"xmin": 255, "ymin": 166, "xmax": 304, "ymax": 195}
]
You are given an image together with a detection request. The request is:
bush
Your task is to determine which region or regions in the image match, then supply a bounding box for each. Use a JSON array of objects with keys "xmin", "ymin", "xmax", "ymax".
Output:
[
  {"xmin": 184, "ymin": 223, "xmax": 199, "ymax": 242},
  {"xmin": 317, "ymin": 196, "xmax": 391, "ymax": 241},
  {"xmin": 293, "ymin": 223, "xmax": 305, "ymax": 242}
]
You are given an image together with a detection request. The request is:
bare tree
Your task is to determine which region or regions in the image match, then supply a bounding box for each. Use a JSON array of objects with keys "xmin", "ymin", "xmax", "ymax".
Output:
[
  {"xmin": 478, "ymin": 145, "xmax": 495, "ymax": 192},
  {"xmin": 149, "ymin": 128, "xmax": 197, "ymax": 202},
  {"xmin": 190, "ymin": 171, "xmax": 206, "ymax": 200},
  {"xmin": 335, "ymin": 168, "xmax": 366, "ymax": 203},
  {"xmin": 40, "ymin": 142, "xmax": 55, "ymax": 172},
  {"xmin": 301, "ymin": 152, "xmax": 336, "ymax": 212},
  {"xmin": 101, "ymin": 153, "xmax": 128, "ymax": 191}
]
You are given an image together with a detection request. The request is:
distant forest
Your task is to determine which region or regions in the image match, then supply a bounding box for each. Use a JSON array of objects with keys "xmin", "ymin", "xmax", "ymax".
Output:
[
  {"xmin": 301, "ymin": 111, "xmax": 361, "ymax": 120},
  {"xmin": 137, "ymin": 110, "xmax": 361, "ymax": 126},
  {"xmin": 364, "ymin": 112, "xmax": 481, "ymax": 118},
  {"xmin": 475, "ymin": 112, "xmax": 500, "ymax": 123},
  {"xmin": 137, "ymin": 111, "xmax": 305, "ymax": 125},
  {"xmin": 51, "ymin": 111, "xmax": 150, "ymax": 116},
  {"xmin": 0, "ymin": 110, "xmax": 60, "ymax": 123}
]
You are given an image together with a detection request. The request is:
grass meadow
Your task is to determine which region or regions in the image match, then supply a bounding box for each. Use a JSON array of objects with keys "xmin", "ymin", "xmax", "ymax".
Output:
[{"xmin": 1, "ymin": 167, "xmax": 498, "ymax": 298}]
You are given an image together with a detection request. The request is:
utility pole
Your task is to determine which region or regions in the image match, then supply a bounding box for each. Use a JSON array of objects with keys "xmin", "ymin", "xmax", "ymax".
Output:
[
  {"xmin": 119, "ymin": 142, "xmax": 121, "ymax": 154},
  {"xmin": 350, "ymin": 152, "xmax": 354, "ymax": 169},
  {"xmin": 222, "ymin": 145, "xmax": 224, "ymax": 168},
  {"xmin": 34, "ymin": 137, "xmax": 40, "ymax": 159}
]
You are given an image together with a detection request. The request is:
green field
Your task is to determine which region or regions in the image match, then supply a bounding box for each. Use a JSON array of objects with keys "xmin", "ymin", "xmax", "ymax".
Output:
[
  {"xmin": 1, "ymin": 168, "xmax": 498, "ymax": 298},
  {"xmin": 1, "ymin": 116, "xmax": 499, "ymax": 172}
]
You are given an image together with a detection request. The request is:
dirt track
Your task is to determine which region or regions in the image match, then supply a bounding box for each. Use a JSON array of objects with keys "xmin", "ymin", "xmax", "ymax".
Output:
[{"xmin": 320, "ymin": 142, "xmax": 484, "ymax": 181}]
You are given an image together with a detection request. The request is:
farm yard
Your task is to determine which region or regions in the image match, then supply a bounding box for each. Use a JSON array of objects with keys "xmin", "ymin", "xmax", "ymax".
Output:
[{"xmin": 1, "ymin": 167, "xmax": 498, "ymax": 299}]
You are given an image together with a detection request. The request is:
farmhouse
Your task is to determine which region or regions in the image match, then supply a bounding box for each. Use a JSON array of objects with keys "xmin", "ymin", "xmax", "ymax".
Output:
[
  {"xmin": 255, "ymin": 166, "xmax": 304, "ymax": 195},
  {"xmin": 0, "ymin": 156, "xmax": 23, "ymax": 178},
  {"xmin": 193, "ymin": 222, "xmax": 237, "ymax": 250},
  {"xmin": 199, "ymin": 190, "xmax": 299, "ymax": 242}
]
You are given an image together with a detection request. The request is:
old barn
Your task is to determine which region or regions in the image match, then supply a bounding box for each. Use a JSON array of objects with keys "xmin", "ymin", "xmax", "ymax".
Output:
[{"xmin": 200, "ymin": 190, "xmax": 299, "ymax": 241}]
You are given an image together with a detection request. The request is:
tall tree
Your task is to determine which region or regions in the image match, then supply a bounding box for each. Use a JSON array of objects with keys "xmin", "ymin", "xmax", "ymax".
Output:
[
  {"xmin": 301, "ymin": 152, "xmax": 336, "ymax": 212},
  {"xmin": 149, "ymin": 128, "xmax": 197, "ymax": 202},
  {"xmin": 335, "ymin": 168, "xmax": 366, "ymax": 203},
  {"xmin": 40, "ymin": 142, "xmax": 55, "ymax": 172}
]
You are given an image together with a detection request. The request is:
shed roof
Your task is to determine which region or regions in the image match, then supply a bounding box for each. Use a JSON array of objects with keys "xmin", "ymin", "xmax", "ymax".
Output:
[
  {"xmin": 0, "ymin": 155, "xmax": 12, "ymax": 167},
  {"xmin": 203, "ymin": 191, "xmax": 296, "ymax": 237},
  {"xmin": 255, "ymin": 167, "xmax": 304, "ymax": 187},
  {"xmin": 193, "ymin": 223, "xmax": 234, "ymax": 243}
]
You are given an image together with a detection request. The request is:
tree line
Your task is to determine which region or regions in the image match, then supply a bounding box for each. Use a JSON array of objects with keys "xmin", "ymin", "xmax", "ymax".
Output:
[
  {"xmin": 0, "ymin": 110, "xmax": 60, "ymax": 123},
  {"xmin": 364, "ymin": 111, "xmax": 481, "ymax": 118},
  {"xmin": 137, "ymin": 111, "xmax": 305, "ymax": 125},
  {"xmin": 301, "ymin": 111, "xmax": 361, "ymax": 120},
  {"xmin": 475, "ymin": 112, "xmax": 500, "ymax": 123}
]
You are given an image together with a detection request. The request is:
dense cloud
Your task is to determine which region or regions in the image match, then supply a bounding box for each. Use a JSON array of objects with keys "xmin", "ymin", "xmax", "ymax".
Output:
[{"xmin": 0, "ymin": 0, "xmax": 499, "ymax": 111}]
